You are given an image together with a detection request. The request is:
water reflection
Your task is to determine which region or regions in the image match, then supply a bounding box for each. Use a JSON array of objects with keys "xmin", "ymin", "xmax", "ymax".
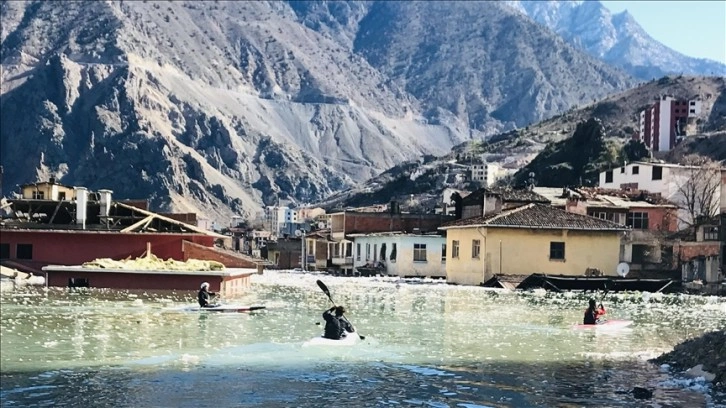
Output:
[{"xmin": 1, "ymin": 271, "xmax": 724, "ymax": 407}]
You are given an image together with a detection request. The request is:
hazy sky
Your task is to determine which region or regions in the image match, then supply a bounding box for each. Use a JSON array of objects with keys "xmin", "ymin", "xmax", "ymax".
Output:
[{"xmin": 600, "ymin": 1, "xmax": 726, "ymax": 63}]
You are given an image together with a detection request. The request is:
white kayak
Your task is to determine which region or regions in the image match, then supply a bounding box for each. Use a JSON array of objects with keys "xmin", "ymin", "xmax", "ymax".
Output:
[
  {"xmin": 303, "ymin": 332, "xmax": 361, "ymax": 347},
  {"xmin": 177, "ymin": 304, "xmax": 266, "ymax": 313}
]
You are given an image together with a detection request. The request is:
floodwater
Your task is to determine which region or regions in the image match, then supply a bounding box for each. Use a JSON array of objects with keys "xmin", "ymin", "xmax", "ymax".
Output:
[{"xmin": 1, "ymin": 271, "xmax": 725, "ymax": 407}]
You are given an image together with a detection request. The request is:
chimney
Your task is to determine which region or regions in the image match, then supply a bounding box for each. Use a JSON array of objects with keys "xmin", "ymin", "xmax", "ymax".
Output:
[
  {"xmin": 74, "ymin": 187, "xmax": 88, "ymax": 229},
  {"xmin": 98, "ymin": 189, "xmax": 113, "ymax": 218}
]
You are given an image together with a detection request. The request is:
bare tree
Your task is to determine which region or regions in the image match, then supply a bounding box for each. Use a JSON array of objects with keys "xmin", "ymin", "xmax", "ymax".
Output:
[{"xmin": 675, "ymin": 154, "xmax": 722, "ymax": 232}]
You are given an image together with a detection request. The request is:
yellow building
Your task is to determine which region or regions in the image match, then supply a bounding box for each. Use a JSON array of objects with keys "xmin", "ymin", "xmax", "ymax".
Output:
[{"xmin": 439, "ymin": 203, "xmax": 625, "ymax": 286}]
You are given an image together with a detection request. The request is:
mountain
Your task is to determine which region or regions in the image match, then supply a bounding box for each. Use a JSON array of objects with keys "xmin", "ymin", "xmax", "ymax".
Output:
[
  {"xmin": 0, "ymin": 0, "xmax": 633, "ymax": 222},
  {"xmin": 294, "ymin": 1, "xmax": 633, "ymax": 132},
  {"xmin": 323, "ymin": 75, "xmax": 726, "ymax": 208},
  {"xmin": 506, "ymin": 0, "xmax": 726, "ymax": 80}
]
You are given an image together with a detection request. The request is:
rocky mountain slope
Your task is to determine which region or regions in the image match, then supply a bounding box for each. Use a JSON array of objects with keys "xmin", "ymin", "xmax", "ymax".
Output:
[
  {"xmin": 506, "ymin": 0, "xmax": 726, "ymax": 80},
  {"xmin": 0, "ymin": 0, "xmax": 634, "ymax": 222},
  {"xmin": 325, "ymin": 75, "xmax": 726, "ymax": 208}
]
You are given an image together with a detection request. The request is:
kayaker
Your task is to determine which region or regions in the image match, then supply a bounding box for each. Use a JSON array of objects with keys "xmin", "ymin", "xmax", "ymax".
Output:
[
  {"xmin": 322, "ymin": 306, "xmax": 355, "ymax": 340},
  {"xmin": 197, "ymin": 282, "xmax": 217, "ymax": 308},
  {"xmin": 583, "ymin": 298, "xmax": 606, "ymax": 325}
]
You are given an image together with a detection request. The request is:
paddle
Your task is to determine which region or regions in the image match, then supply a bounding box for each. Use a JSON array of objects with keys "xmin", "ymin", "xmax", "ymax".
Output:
[{"xmin": 316, "ymin": 279, "xmax": 365, "ymax": 340}]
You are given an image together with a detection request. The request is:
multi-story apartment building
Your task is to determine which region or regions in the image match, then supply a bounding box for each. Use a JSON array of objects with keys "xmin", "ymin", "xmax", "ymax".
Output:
[{"xmin": 635, "ymin": 96, "xmax": 702, "ymax": 152}]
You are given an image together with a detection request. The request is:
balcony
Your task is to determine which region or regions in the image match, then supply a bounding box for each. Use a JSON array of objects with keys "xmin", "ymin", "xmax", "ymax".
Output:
[{"xmin": 331, "ymin": 256, "xmax": 353, "ymax": 266}]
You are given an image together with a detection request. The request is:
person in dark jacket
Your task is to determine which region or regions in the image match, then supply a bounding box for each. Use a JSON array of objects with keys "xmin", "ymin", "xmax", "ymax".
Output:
[
  {"xmin": 583, "ymin": 298, "xmax": 606, "ymax": 325},
  {"xmin": 198, "ymin": 282, "xmax": 217, "ymax": 307},
  {"xmin": 323, "ymin": 306, "xmax": 355, "ymax": 340}
]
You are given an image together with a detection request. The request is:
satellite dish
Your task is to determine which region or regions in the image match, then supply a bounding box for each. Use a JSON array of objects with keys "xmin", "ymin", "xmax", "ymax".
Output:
[
  {"xmin": 317, "ymin": 222, "xmax": 326, "ymax": 229},
  {"xmin": 616, "ymin": 262, "xmax": 630, "ymax": 277},
  {"xmin": 294, "ymin": 229, "xmax": 303, "ymax": 237}
]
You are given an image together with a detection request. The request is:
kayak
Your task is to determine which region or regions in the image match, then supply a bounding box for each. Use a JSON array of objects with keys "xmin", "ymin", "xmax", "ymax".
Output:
[
  {"xmin": 178, "ymin": 304, "xmax": 266, "ymax": 313},
  {"xmin": 573, "ymin": 319, "xmax": 633, "ymax": 330},
  {"xmin": 303, "ymin": 332, "xmax": 361, "ymax": 347}
]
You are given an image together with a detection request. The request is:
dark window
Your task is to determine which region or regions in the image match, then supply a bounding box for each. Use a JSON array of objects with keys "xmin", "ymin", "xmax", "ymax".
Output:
[
  {"xmin": 441, "ymin": 243, "xmax": 447, "ymax": 262},
  {"xmin": 17, "ymin": 244, "xmax": 33, "ymax": 260},
  {"xmin": 605, "ymin": 170, "xmax": 613, "ymax": 183},
  {"xmin": 627, "ymin": 212, "xmax": 649, "ymax": 229},
  {"xmin": 58, "ymin": 192, "xmax": 66, "ymax": 200},
  {"xmin": 550, "ymin": 242, "xmax": 565, "ymax": 260},
  {"xmin": 620, "ymin": 167, "xmax": 625, "ymax": 173},
  {"xmin": 413, "ymin": 244, "xmax": 427, "ymax": 262},
  {"xmin": 690, "ymin": 109, "xmax": 695, "ymax": 114},
  {"xmin": 452, "ymin": 240, "xmax": 460, "ymax": 258},
  {"xmin": 652, "ymin": 166, "xmax": 662, "ymax": 180},
  {"xmin": 356, "ymin": 243, "xmax": 361, "ymax": 261},
  {"xmin": 0, "ymin": 243, "xmax": 9, "ymax": 259},
  {"xmin": 632, "ymin": 166, "xmax": 639, "ymax": 175},
  {"xmin": 32, "ymin": 191, "xmax": 44, "ymax": 199},
  {"xmin": 632, "ymin": 245, "xmax": 649, "ymax": 264},
  {"xmin": 390, "ymin": 243, "xmax": 397, "ymax": 261},
  {"xmin": 472, "ymin": 239, "xmax": 481, "ymax": 259},
  {"xmin": 704, "ymin": 227, "xmax": 719, "ymax": 241},
  {"xmin": 380, "ymin": 243, "xmax": 386, "ymax": 260}
]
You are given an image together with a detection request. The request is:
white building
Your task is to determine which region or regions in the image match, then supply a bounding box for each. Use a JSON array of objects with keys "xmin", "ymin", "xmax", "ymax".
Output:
[
  {"xmin": 470, "ymin": 163, "xmax": 501, "ymax": 187},
  {"xmin": 599, "ymin": 161, "xmax": 726, "ymax": 226},
  {"xmin": 349, "ymin": 232, "xmax": 447, "ymax": 278},
  {"xmin": 264, "ymin": 206, "xmax": 298, "ymax": 237}
]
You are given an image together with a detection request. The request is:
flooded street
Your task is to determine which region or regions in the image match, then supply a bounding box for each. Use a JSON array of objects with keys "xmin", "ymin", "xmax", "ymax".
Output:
[{"xmin": 2, "ymin": 271, "xmax": 725, "ymax": 407}]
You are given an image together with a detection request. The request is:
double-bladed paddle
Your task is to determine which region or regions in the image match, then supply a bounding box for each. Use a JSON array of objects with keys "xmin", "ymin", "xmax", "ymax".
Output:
[{"xmin": 316, "ymin": 279, "xmax": 365, "ymax": 340}]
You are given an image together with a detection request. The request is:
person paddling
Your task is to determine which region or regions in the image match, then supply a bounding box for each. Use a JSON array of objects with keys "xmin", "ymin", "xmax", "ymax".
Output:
[
  {"xmin": 583, "ymin": 298, "xmax": 606, "ymax": 325},
  {"xmin": 323, "ymin": 306, "xmax": 355, "ymax": 340},
  {"xmin": 198, "ymin": 282, "xmax": 217, "ymax": 308}
]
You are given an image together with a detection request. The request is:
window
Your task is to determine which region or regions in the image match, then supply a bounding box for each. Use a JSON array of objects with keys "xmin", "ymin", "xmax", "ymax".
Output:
[
  {"xmin": 605, "ymin": 170, "xmax": 613, "ymax": 183},
  {"xmin": 452, "ymin": 240, "xmax": 460, "ymax": 259},
  {"xmin": 0, "ymin": 243, "xmax": 9, "ymax": 259},
  {"xmin": 632, "ymin": 166, "xmax": 639, "ymax": 175},
  {"xmin": 366, "ymin": 243, "xmax": 371, "ymax": 260},
  {"xmin": 652, "ymin": 166, "xmax": 662, "ymax": 180},
  {"xmin": 620, "ymin": 167, "xmax": 625, "ymax": 173},
  {"xmin": 380, "ymin": 243, "xmax": 387, "ymax": 260},
  {"xmin": 58, "ymin": 192, "xmax": 66, "ymax": 200},
  {"xmin": 441, "ymin": 244, "xmax": 446, "ymax": 262},
  {"xmin": 345, "ymin": 242, "xmax": 352, "ymax": 257},
  {"xmin": 704, "ymin": 226, "xmax": 719, "ymax": 241},
  {"xmin": 390, "ymin": 243, "xmax": 397, "ymax": 261},
  {"xmin": 549, "ymin": 242, "xmax": 565, "ymax": 260},
  {"xmin": 632, "ymin": 244, "xmax": 649, "ymax": 263},
  {"xmin": 17, "ymin": 244, "xmax": 33, "ymax": 260},
  {"xmin": 373, "ymin": 244, "xmax": 378, "ymax": 261},
  {"xmin": 472, "ymin": 239, "xmax": 481, "ymax": 259},
  {"xmin": 627, "ymin": 212, "xmax": 649, "ymax": 229},
  {"xmin": 690, "ymin": 109, "xmax": 695, "ymax": 114},
  {"xmin": 32, "ymin": 191, "xmax": 44, "ymax": 199},
  {"xmin": 413, "ymin": 244, "xmax": 427, "ymax": 262},
  {"xmin": 356, "ymin": 243, "xmax": 361, "ymax": 261}
]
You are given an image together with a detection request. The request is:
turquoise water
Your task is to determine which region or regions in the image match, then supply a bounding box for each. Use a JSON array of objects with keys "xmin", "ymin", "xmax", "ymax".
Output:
[{"xmin": 1, "ymin": 271, "xmax": 725, "ymax": 407}]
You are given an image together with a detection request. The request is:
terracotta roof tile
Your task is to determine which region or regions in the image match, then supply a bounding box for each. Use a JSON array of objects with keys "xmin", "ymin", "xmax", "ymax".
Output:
[
  {"xmin": 462, "ymin": 187, "xmax": 550, "ymax": 206},
  {"xmin": 440, "ymin": 204, "xmax": 626, "ymax": 231}
]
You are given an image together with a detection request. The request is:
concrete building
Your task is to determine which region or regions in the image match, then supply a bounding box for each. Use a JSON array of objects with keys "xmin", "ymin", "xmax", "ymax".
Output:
[
  {"xmin": 348, "ymin": 232, "xmax": 447, "ymax": 278},
  {"xmin": 599, "ymin": 161, "xmax": 726, "ymax": 224},
  {"xmin": 635, "ymin": 96, "xmax": 702, "ymax": 152},
  {"xmin": 440, "ymin": 202, "xmax": 625, "ymax": 286},
  {"xmin": 469, "ymin": 163, "xmax": 501, "ymax": 186}
]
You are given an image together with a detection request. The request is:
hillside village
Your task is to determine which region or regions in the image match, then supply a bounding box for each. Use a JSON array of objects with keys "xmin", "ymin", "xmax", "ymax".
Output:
[{"xmin": 2, "ymin": 73, "xmax": 725, "ymax": 294}]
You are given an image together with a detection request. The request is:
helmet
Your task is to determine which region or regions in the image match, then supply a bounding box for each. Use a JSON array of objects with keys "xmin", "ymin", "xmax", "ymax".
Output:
[
  {"xmin": 335, "ymin": 306, "xmax": 346, "ymax": 316},
  {"xmin": 589, "ymin": 298, "xmax": 597, "ymax": 307},
  {"xmin": 201, "ymin": 282, "xmax": 210, "ymax": 289}
]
